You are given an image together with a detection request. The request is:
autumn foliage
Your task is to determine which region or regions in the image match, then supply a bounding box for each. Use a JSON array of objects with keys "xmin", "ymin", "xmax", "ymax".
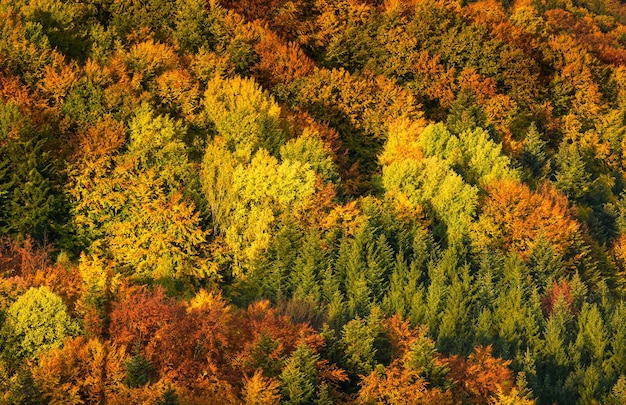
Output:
[{"xmin": 4, "ymin": 0, "xmax": 626, "ymax": 402}]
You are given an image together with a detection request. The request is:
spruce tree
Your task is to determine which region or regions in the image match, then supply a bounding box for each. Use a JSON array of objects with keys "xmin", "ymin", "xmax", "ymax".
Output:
[
  {"xmin": 280, "ymin": 342, "xmax": 319, "ymax": 405},
  {"xmin": 521, "ymin": 123, "xmax": 548, "ymax": 180},
  {"xmin": 291, "ymin": 233, "xmax": 325, "ymax": 305},
  {"xmin": 0, "ymin": 133, "xmax": 66, "ymax": 243}
]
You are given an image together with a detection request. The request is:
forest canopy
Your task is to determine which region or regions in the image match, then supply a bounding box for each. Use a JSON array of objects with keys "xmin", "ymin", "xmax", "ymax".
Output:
[{"xmin": 2, "ymin": 0, "xmax": 626, "ymax": 403}]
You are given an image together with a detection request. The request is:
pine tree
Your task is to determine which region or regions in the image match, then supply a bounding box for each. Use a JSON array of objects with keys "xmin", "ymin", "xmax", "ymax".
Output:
[
  {"xmin": 322, "ymin": 265, "xmax": 347, "ymax": 330},
  {"xmin": 382, "ymin": 252, "xmax": 411, "ymax": 318},
  {"xmin": 573, "ymin": 303, "xmax": 606, "ymax": 367},
  {"xmin": 291, "ymin": 233, "xmax": 325, "ymax": 304},
  {"xmin": 280, "ymin": 342, "xmax": 319, "ymax": 405},
  {"xmin": 335, "ymin": 234, "xmax": 371, "ymax": 319},
  {"xmin": 0, "ymin": 132, "xmax": 67, "ymax": 243},
  {"xmin": 521, "ymin": 123, "xmax": 548, "ymax": 180},
  {"xmin": 554, "ymin": 141, "xmax": 591, "ymax": 200},
  {"xmin": 365, "ymin": 233, "xmax": 394, "ymax": 304},
  {"xmin": 340, "ymin": 317, "xmax": 377, "ymax": 378},
  {"xmin": 437, "ymin": 264, "xmax": 475, "ymax": 355}
]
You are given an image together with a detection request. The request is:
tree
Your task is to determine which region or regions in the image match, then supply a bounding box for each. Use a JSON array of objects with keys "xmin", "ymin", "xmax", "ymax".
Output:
[
  {"xmin": 242, "ymin": 370, "xmax": 281, "ymax": 405},
  {"xmin": 3, "ymin": 286, "xmax": 79, "ymax": 359},
  {"xmin": 445, "ymin": 346, "xmax": 515, "ymax": 404},
  {"xmin": 224, "ymin": 149, "xmax": 315, "ymax": 273},
  {"xmin": 416, "ymin": 123, "xmax": 519, "ymax": 185},
  {"xmin": 32, "ymin": 336, "xmax": 128, "ymax": 404},
  {"xmin": 339, "ymin": 312, "xmax": 384, "ymax": 378},
  {"xmin": 280, "ymin": 133, "xmax": 337, "ymax": 183},
  {"xmin": 382, "ymin": 156, "xmax": 478, "ymax": 245},
  {"xmin": 335, "ymin": 233, "xmax": 371, "ymax": 319},
  {"xmin": 473, "ymin": 180, "xmax": 581, "ymax": 261},
  {"xmin": 291, "ymin": 232, "xmax": 325, "ymax": 305},
  {"xmin": 201, "ymin": 137, "xmax": 237, "ymax": 235},
  {"xmin": 70, "ymin": 106, "xmax": 208, "ymax": 280},
  {"xmin": 520, "ymin": 123, "xmax": 548, "ymax": 181},
  {"xmin": 358, "ymin": 319, "xmax": 453, "ymax": 404},
  {"xmin": 554, "ymin": 141, "xmax": 592, "ymax": 200},
  {"xmin": 0, "ymin": 102, "xmax": 68, "ymax": 244},
  {"xmin": 280, "ymin": 342, "xmax": 319, "ymax": 405},
  {"xmin": 437, "ymin": 264, "xmax": 475, "ymax": 355},
  {"xmin": 203, "ymin": 74, "xmax": 285, "ymax": 159}
]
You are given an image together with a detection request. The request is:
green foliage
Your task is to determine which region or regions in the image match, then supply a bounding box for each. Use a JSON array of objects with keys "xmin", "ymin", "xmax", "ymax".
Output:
[
  {"xmin": 124, "ymin": 354, "xmax": 155, "ymax": 388},
  {"xmin": 3, "ymin": 286, "xmax": 79, "ymax": 359},
  {"xmin": 280, "ymin": 342, "xmax": 319, "ymax": 405},
  {"xmin": 340, "ymin": 318, "xmax": 376, "ymax": 377},
  {"xmin": 521, "ymin": 123, "xmax": 548, "ymax": 181},
  {"xmin": 418, "ymin": 123, "xmax": 519, "ymax": 185},
  {"xmin": 107, "ymin": 0, "xmax": 176, "ymax": 41},
  {"xmin": 203, "ymin": 74, "xmax": 285, "ymax": 159},
  {"xmin": 555, "ymin": 141, "xmax": 592, "ymax": 200},
  {"xmin": 0, "ymin": 135, "xmax": 66, "ymax": 242},
  {"xmin": 280, "ymin": 133, "xmax": 337, "ymax": 182},
  {"xmin": 0, "ymin": 104, "xmax": 68, "ymax": 244},
  {"xmin": 382, "ymin": 156, "xmax": 478, "ymax": 244}
]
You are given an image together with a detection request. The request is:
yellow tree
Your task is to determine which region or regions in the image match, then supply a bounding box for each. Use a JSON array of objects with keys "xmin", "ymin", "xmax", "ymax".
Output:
[{"xmin": 70, "ymin": 106, "xmax": 208, "ymax": 280}]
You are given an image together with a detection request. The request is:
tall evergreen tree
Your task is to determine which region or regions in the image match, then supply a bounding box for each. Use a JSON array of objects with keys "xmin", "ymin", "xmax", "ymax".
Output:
[{"xmin": 280, "ymin": 342, "xmax": 320, "ymax": 405}]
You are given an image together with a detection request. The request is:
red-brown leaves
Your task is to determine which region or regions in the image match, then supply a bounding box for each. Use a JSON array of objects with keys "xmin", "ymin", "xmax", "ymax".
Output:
[
  {"xmin": 475, "ymin": 180, "xmax": 581, "ymax": 261},
  {"xmin": 445, "ymin": 345, "xmax": 514, "ymax": 404}
]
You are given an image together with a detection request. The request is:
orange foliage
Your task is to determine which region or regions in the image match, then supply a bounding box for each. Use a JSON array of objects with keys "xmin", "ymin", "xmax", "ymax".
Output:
[
  {"xmin": 445, "ymin": 345, "xmax": 514, "ymax": 404},
  {"xmin": 294, "ymin": 179, "xmax": 337, "ymax": 233},
  {"xmin": 253, "ymin": 31, "xmax": 315, "ymax": 87},
  {"xmin": 28, "ymin": 261, "xmax": 83, "ymax": 316},
  {"xmin": 287, "ymin": 111, "xmax": 342, "ymax": 157},
  {"xmin": 39, "ymin": 62, "xmax": 79, "ymax": 105},
  {"xmin": 541, "ymin": 279, "xmax": 575, "ymax": 317},
  {"xmin": 458, "ymin": 68, "xmax": 498, "ymax": 105},
  {"xmin": 475, "ymin": 180, "xmax": 581, "ymax": 260},
  {"xmin": 242, "ymin": 370, "xmax": 281, "ymax": 404},
  {"xmin": 412, "ymin": 51, "xmax": 457, "ymax": 107},
  {"xmin": 0, "ymin": 73, "xmax": 45, "ymax": 124},
  {"xmin": 0, "ymin": 236, "xmax": 53, "ymax": 279},
  {"xmin": 33, "ymin": 336, "xmax": 128, "ymax": 404},
  {"xmin": 358, "ymin": 361, "xmax": 432, "ymax": 404},
  {"xmin": 359, "ymin": 317, "xmax": 454, "ymax": 404},
  {"xmin": 74, "ymin": 116, "xmax": 126, "ymax": 161},
  {"xmin": 156, "ymin": 68, "xmax": 201, "ymax": 121}
]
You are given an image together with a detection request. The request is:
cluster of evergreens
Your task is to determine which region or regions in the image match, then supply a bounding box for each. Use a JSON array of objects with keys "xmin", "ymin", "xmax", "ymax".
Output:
[{"xmin": 3, "ymin": 0, "xmax": 626, "ymax": 403}]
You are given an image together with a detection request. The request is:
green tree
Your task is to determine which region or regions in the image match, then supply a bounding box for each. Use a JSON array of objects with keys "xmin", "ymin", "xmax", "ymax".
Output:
[
  {"xmin": 280, "ymin": 342, "xmax": 319, "ymax": 405},
  {"xmin": 291, "ymin": 232, "xmax": 325, "ymax": 305},
  {"xmin": 3, "ymin": 286, "xmax": 79, "ymax": 359},
  {"xmin": 554, "ymin": 141, "xmax": 591, "ymax": 200},
  {"xmin": 336, "ymin": 234, "xmax": 371, "ymax": 319},
  {"xmin": 437, "ymin": 264, "xmax": 475, "ymax": 355},
  {"xmin": 340, "ymin": 316, "xmax": 377, "ymax": 378},
  {"xmin": 0, "ymin": 134, "xmax": 66, "ymax": 242},
  {"xmin": 280, "ymin": 133, "xmax": 337, "ymax": 183},
  {"xmin": 203, "ymin": 74, "xmax": 285, "ymax": 159},
  {"xmin": 382, "ymin": 157, "xmax": 478, "ymax": 245},
  {"xmin": 225, "ymin": 149, "xmax": 315, "ymax": 273},
  {"xmin": 521, "ymin": 123, "xmax": 548, "ymax": 181}
]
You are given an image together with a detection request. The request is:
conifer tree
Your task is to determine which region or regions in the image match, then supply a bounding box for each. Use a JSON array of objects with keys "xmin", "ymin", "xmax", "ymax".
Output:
[
  {"xmin": 555, "ymin": 141, "xmax": 591, "ymax": 200},
  {"xmin": 521, "ymin": 123, "xmax": 548, "ymax": 180},
  {"xmin": 280, "ymin": 342, "xmax": 319, "ymax": 405},
  {"xmin": 437, "ymin": 264, "xmax": 474, "ymax": 355},
  {"xmin": 291, "ymin": 232, "xmax": 325, "ymax": 305}
]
